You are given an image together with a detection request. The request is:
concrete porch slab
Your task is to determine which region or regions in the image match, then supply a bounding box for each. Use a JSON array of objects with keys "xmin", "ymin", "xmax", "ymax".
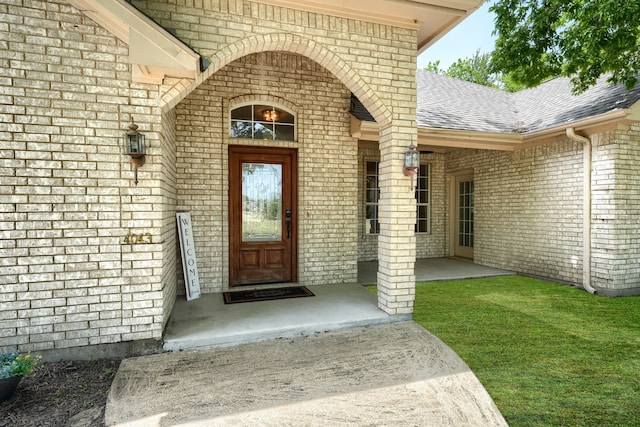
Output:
[
  {"xmin": 163, "ymin": 283, "xmax": 406, "ymax": 352},
  {"xmin": 164, "ymin": 258, "xmax": 512, "ymax": 352},
  {"xmin": 358, "ymin": 257, "xmax": 513, "ymax": 285}
]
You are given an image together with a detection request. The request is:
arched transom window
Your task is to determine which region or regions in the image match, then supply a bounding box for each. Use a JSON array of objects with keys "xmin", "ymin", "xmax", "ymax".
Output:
[{"xmin": 230, "ymin": 104, "xmax": 296, "ymax": 141}]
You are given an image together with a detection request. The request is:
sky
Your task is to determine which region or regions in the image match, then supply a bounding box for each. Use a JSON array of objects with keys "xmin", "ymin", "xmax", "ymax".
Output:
[{"xmin": 417, "ymin": 1, "xmax": 496, "ymax": 70}]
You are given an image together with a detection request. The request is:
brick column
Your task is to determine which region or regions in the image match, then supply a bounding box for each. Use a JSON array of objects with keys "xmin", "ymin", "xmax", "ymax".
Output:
[{"xmin": 376, "ymin": 122, "xmax": 417, "ymax": 315}]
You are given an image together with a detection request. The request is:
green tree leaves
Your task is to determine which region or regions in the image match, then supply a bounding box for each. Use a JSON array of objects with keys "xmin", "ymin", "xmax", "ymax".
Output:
[
  {"xmin": 423, "ymin": 50, "xmax": 525, "ymax": 92},
  {"xmin": 447, "ymin": 50, "xmax": 500, "ymax": 87},
  {"xmin": 490, "ymin": 0, "xmax": 640, "ymax": 93}
]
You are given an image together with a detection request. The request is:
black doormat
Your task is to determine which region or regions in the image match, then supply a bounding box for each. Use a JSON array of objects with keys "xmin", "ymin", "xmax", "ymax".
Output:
[{"xmin": 223, "ymin": 286, "xmax": 314, "ymax": 304}]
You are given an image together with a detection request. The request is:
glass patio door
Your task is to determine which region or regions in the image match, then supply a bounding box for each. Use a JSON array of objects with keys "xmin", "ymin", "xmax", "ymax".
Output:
[{"xmin": 454, "ymin": 175, "xmax": 474, "ymax": 259}]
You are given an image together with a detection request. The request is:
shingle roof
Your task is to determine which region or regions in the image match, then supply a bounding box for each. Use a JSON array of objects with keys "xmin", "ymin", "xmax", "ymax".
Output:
[
  {"xmin": 511, "ymin": 76, "xmax": 640, "ymax": 132},
  {"xmin": 352, "ymin": 70, "xmax": 640, "ymax": 134},
  {"xmin": 416, "ymin": 71, "xmax": 518, "ymax": 132}
]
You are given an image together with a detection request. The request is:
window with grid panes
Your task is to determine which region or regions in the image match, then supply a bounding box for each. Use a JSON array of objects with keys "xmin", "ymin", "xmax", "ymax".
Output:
[
  {"xmin": 364, "ymin": 162, "xmax": 430, "ymax": 234},
  {"xmin": 230, "ymin": 104, "xmax": 295, "ymax": 141},
  {"xmin": 415, "ymin": 164, "xmax": 430, "ymax": 233}
]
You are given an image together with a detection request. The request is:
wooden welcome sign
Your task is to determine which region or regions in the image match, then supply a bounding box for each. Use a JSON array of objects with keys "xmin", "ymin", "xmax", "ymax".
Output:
[{"xmin": 176, "ymin": 212, "xmax": 201, "ymax": 301}]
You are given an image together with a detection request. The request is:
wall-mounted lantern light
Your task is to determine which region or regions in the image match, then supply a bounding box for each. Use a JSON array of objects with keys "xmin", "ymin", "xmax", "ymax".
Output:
[
  {"xmin": 403, "ymin": 142, "xmax": 419, "ymax": 190},
  {"xmin": 123, "ymin": 117, "xmax": 145, "ymax": 185},
  {"xmin": 403, "ymin": 142, "xmax": 419, "ymax": 175}
]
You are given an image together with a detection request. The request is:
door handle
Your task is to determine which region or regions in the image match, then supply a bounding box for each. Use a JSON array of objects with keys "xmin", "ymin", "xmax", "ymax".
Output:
[{"xmin": 285, "ymin": 209, "xmax": 292, "ymax": 239}]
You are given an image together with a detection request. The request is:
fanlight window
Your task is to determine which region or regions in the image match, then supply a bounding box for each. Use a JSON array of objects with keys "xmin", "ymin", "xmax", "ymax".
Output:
[{"xmin": 230, "ymin": 104, "xmax": 295, "ymax": 141}]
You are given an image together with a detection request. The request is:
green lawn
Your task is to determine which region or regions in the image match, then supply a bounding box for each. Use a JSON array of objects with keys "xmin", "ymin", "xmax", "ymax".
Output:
[{"xmin": 411, "ymin": 276, "xmax": 640, "ymax": 427}]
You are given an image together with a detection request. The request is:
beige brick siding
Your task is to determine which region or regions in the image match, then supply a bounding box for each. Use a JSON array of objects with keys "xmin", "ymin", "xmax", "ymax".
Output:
[
  {"xmin": 591, "ymin": 124, "xmax": 640, "ymax": 294},
  {"xmin": 175, "ymin": 52, "xmax": 358, "ymax": 292},
  {"xmin": 439, "ymin": 131, "xmax": 638, "ymax": 295},
  {"xmin": 137, "ymin": 0, "xmax": 420, "ymax": 313},
  {"xmin": 357, "ymin": 125, "xmax": 640, "ymax": 296},
  {"xmin": 159, "ymin": 109, "xmax": 178, "ymax": 326},
  {"xmin": 376, "ymin": 122, "xmax": 417, "ymax": 314},
  {"xmin": 446, "ymin": 141, "xmax": 585, "ymax": 284},
  {"xmin": 0, "ymin": 0, "xmax": 166, "ymax": 351},
  {"xmin": 15, "ymin": 0, "xmax": 639, "ymax": 353},
  {"xmin": 2, "ymin": 0, "xmax": 422, "ymax": 349},
  {"xmin": 425, "ymin": 154, "xmax": 447, "ymax": 258},
  {"xmin": 143, "ymin": 0, "xmax": 416, "ymax": 125}
]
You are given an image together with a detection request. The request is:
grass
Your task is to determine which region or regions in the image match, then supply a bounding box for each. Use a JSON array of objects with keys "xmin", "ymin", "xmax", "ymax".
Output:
[{"xmin": 410, "ymin": 275, "xmax": 640, "ymax": 427}]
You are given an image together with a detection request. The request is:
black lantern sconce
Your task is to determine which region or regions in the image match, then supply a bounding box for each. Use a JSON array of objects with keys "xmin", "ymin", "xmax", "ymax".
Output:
[
  {"xmin": 403, "ymin": 142, "xmax": 419, "ymax": 189},
  {"xmin": 123, "ymin": 117, "xmax": 145, "ymax": 185}
]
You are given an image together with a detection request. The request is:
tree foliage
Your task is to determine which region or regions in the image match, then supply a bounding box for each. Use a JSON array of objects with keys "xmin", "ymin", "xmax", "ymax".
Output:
[
  {"xmin": 424, "ymin": 50, "xmax": 525, "ymax": 92},
  {"xmin": 447, "ymin": 50, "xmax": 500, "ymax": 87},
  {"xmin": 423, "ymin": 59, "xmax": 445, "ymax": 75},
  {"xmin": 490, "ymin": 0, "xmax": 640, "ymax": 93}
]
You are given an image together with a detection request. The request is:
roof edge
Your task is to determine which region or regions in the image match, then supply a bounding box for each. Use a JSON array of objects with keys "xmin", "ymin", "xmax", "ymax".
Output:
[{"xmin": 352, "ymin": 108, "xmax": 636, "ymax": 151}]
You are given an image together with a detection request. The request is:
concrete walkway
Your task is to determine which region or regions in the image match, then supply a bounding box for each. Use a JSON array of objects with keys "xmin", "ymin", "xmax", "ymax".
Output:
[{"xmin": 106, "ymin": 321, "xmax": 508, "ymax": 426}]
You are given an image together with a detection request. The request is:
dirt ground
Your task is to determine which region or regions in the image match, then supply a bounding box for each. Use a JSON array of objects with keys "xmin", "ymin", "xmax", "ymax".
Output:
[
  {"xmin": 0, "ymin": 359, "xmax": 121, "ymax": 427},
  {"xmin": 106, "ymin": 323, "xmax": 507, "ymax": 427}
]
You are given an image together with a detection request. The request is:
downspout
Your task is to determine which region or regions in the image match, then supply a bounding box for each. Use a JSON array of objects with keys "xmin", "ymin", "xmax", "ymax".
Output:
[{"xmin": 566, "ymin": 127, "xmax": 597, "ymax": 294}]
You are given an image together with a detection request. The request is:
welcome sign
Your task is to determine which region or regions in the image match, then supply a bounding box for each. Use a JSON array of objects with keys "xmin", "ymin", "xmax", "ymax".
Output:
[{"xmin": 176, "ymin": 212, "xmax": 201, "ymax": 300}]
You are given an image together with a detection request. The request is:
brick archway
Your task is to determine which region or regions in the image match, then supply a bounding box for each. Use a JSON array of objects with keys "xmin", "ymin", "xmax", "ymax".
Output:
[{"xmin": 160, "ymin": 33, "xmax": 391, "ymax": 127}]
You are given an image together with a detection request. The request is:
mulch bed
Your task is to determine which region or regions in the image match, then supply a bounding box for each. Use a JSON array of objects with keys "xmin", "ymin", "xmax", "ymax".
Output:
[{"xmin": 0, "ymin": 359, "xmax": 121, "ymax": 427}]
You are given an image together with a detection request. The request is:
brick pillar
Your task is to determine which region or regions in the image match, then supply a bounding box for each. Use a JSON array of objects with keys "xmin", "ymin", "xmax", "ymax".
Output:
[{"xmin": 376, "ymin": 122, "xmax": 417, "ymax": 315}]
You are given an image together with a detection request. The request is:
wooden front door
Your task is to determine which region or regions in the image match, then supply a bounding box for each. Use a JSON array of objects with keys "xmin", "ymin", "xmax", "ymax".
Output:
[{"xmin": 229, "ymin": 146, "xmax": 297, "ymax": 286}]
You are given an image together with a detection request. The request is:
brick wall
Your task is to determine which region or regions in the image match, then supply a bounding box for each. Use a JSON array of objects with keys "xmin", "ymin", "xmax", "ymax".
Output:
[
  {"xmin": 442, "ymin": 131, "xmax": 640, "ymax": 295},
  {"xmin": 137, "ymin": 0, "xmax": 418, "ymax": 124},
  {"xmin": 591, "ymin": 124, "xmax": 640, "ymax": 295},
  {"xmin": 175, "ymin": 52, "xmax": 358, "ymax": 292},
  {"xmin": 446, "ymin": 140, "xmax": 585, "ymax": 284},
  {"xmin": 1, "ymin": 0, "xmax": 424, "ymax": 351},
  {"xmin": 0, "ymin": 0, "xmax": 166, "ymax": 352},
  {"xmin": 136, "ymin": 0, "xmax": 420, "ymax": 313},
  {"xmin": 159, "ymin": 109, "xmax": 178, "ymax": 327}
]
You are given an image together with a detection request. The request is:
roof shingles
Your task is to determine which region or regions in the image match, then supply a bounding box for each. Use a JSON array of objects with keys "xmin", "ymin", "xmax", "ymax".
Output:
[{"xmin": 353, "ymin": 70, "xmax": 640, "ymax": 134}]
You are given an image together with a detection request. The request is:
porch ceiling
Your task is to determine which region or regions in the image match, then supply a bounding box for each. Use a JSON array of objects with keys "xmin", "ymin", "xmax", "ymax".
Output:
[{"xmin": 258, "ymin": 0, "xmax": 484, "ymax": 52}]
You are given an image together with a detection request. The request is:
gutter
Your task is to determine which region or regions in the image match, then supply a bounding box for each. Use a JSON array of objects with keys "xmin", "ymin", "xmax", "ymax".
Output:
[
  {"xmin": 414, "ymin": 109, "xmax": 629, "ymax": 151},
  {"xmin": 566, "ymin": 127, "xmax": 597, "ymax": 294}
]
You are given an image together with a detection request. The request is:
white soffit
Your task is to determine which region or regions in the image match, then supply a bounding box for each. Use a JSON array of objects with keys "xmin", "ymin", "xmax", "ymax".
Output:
[
  {"xmin": 257, "ymin": 0, "xmax": 483, "ymax": 52},
  {"xmin": 68, "ymin": 0, "xmax": 201, "ymax": 83}
]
